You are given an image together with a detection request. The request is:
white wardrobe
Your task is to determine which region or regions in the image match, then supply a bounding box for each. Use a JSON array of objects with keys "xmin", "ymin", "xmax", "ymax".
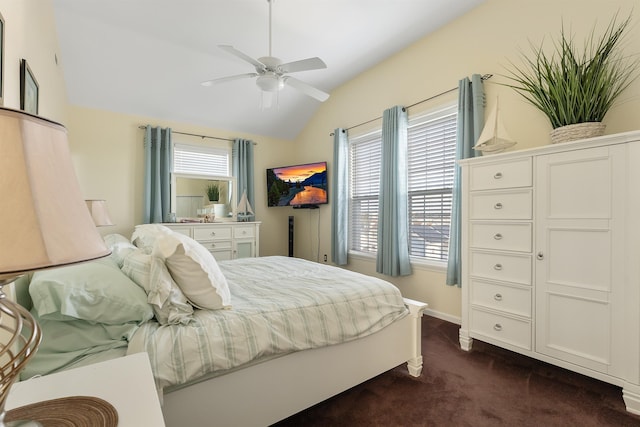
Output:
[{"xmin": 458, "ymin": 130, "xmax": 640, "ymax": 414}]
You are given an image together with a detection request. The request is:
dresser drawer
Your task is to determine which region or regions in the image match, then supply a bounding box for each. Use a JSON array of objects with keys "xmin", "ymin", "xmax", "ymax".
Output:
[
  {"xmin": 470, "ymin": 222, "xmax": 532, "ymax": 252},
  {"xmin": 470, "ymin": 280, "xmax": 531, "ymax": 317},
  {"xmin": 469, "ymin": 158, "xmax": 532, "ymax": 191},
  {"xmin": 167, "ymin": 226, "xmax": 192, "ymax": 238},
  {"xmin": 470, "ymin": 308, "xmax": 531, "ymax": 350},
  {"xmin": 193, "ymin": 226, "xmax": 232, "ymax": 241},
  {"xmin": 199, "ymin": 240, "xmax": 232, "ymax": 251},
  {"xmin": 470, "ymin": 251, "xmax": 531, "ymax": 285},
  {"xmin": 234, "ymin": 226, "xmax": 255, "ymax": 239},
  {"xmin": 469, "ymin": 189, "xmax": 532, "ymax": 220}
]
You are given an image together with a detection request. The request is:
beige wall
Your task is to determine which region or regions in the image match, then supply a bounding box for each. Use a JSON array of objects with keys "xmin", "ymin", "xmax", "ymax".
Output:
[
  {"xmin": 292, "ymin": 0, "xmax": 640, "ymax": 322},
  {"xmin": 0, "ymin": 0, "xmax": 67, "ymax": 122},
  {"xmin": 65, "ymin": 106, "xmax": 298, "ymax": 256}
]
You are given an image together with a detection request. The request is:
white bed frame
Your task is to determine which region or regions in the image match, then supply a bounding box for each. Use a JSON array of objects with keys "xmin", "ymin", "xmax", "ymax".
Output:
[{"xmin": 161, "ymin": 298, "xmax": 427, "ymax": 427}]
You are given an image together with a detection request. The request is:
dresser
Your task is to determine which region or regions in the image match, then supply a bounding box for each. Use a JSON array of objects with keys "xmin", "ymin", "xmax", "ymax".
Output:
[
  {"xmin": 164, "ymin": 222, "xmax": 260, "ymax": 260},
  {"xmin": 458, "ymin": 130, "xmax": 640, "ymax": 415}
]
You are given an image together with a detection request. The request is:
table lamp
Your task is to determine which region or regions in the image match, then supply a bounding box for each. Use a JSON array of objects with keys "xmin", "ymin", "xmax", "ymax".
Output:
[{"xmin": 0, "ymin": 107, "xmax": 111, "ymax": 425}]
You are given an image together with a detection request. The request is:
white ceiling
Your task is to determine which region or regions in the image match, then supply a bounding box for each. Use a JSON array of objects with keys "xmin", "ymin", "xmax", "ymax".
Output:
[{"xmin": 52, "ymin": 0, "xmax": 484, "ymax": 140}]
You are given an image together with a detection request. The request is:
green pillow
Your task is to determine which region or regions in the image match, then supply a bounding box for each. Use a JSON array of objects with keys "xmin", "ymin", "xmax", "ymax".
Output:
[
  {"xmin": 29, "ymin": 257, "xmax": 153, "ymax": 325},
  {"xmin": 20, "ymin": 314, "xmax": 135, "ymax": 379}
]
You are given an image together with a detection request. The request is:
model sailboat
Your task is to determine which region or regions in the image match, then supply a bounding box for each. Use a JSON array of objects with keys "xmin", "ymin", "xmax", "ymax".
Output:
[
  {"xmin": 473, "ymin": 98, "xmax": 517, "ymax": 154},
  {"xmin": 237, "ymin": 189, "xmax": 254, "ymax": 222}
]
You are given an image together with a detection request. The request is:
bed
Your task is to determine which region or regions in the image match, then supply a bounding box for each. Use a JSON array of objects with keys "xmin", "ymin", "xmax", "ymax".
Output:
[{"xmin": 13, "ymin": 226, "xmax": 427, "ymax": 427}]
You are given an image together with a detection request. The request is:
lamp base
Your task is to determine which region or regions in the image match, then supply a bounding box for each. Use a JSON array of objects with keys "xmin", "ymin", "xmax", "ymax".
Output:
[{"xmin": 0, "ymin": 277, "xmax": 42, "ymax": 427}]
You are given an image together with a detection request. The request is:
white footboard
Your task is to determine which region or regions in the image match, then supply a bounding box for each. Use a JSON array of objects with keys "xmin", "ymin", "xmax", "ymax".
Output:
[{"xmin": 162, "ymin": 298, "xmax": 427, "ymax": 427}]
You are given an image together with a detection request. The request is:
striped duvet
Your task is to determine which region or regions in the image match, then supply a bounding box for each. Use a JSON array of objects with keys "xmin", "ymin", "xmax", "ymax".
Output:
[{"xmin": 127, "ymin": 256, "xmax": 408, "ymax": 392}]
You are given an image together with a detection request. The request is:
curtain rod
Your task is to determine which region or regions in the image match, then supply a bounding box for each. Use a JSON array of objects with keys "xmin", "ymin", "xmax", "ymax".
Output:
[
  {"xmin": 138, "ymin": 125, "xmax": 236, "ymax": 143},
  {"xmin": 329, "ymin": 74, "xmax": 493, "ymax": 136}
]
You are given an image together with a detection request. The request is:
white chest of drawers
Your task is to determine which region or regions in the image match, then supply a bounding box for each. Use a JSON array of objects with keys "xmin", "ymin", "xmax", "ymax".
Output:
[
  {"xmin": 458, "ymin": 130, "xmax": 640, "ymax": 416},
  {"xmin": 464, "ymin": 156, "xmax": 534, "ymax": 351},
  {"xmin": 164, "ymin": 222, "xmax": 260, "ymax": 260}
]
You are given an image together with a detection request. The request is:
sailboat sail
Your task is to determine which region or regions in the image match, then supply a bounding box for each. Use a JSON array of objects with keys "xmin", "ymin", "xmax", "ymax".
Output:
[
  {"xmin": 237, "ymin": 189, "xmax": 254, "ymax": 221},
  {"xmin": 473, "ymin": 99, "xmax": 517, "ymax": 154}
]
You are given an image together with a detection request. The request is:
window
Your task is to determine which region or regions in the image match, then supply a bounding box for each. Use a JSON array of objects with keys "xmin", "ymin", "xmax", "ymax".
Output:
[
  {"xmin": 349, "ymin": 131, "xmax": 382, "ymax": 254},
  {"xmin": 171, "ymin": 142, "xmax": 236, "ymax": 220},
  {"xmin": 348, "ymin": 104, "xmax": 457, "ymax": 262},
  {"xmin": 173, "ymin": 143, "xmax": 230, "ymax": 177},
  {"xmin": 407, "ymin": 106, "xmax": 457, "ymax": 261}
]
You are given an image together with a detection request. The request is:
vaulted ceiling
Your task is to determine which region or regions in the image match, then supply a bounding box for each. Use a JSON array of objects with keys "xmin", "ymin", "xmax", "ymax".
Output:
[{"xmin": 52, "ymin": 0, "xmax": 484, "ymax": 140}]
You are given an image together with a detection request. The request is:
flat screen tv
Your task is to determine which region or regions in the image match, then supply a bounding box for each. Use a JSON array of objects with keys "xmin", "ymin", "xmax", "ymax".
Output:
[{"xmin": 266, "ymin": 161, "xmax": 328, "ymax": 208}]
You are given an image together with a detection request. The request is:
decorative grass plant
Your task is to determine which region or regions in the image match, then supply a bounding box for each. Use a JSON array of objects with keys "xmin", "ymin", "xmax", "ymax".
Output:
[{"xmin": 504, "ymin": 15, "xmax": 638, "ymax": 130}]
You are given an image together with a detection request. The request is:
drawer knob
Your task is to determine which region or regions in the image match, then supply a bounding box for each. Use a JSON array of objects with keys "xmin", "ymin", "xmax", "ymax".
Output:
[
  {"xmin": 537, "ymin": 252, "xmax": 544, "ymax": 260},
  {"xmin": 493, "ymin": 233, "xmax": 503, "ymax": 240},
  {"xmin": 494, "ymin": 172, "xmax": 503, "ymax": 179},
  {"xmin": 493, "ymin": 324, "xmax": 503, "ymax": 332},
  {"xmin": 493, "ymin": 263, "xmax": 502, "ymax": 271},
  {"xmin": 494, "ymin": 293, "xmax": 503, "ymax": 301},
  {"xmin": 210, "ymin": 231, "xmax": 216, "ymax": 236},
  {"xmin": 494, "ymin": 202, "xmax": 503, "ymax": 210}
]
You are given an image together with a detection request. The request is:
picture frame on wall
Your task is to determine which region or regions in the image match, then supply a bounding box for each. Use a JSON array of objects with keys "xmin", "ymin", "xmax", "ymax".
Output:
[
  {"xmin": 20, "ymin": 59, "xmax": 39, "ymax": 114},
  {"xmin": 0, "ymin": 12, "xmax": 5, "ymax": 106}
]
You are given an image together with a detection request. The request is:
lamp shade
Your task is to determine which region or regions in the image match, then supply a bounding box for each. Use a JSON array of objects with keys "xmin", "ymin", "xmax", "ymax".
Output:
[
  {"xmin": 0, "ymin": 108, "xmax": 110, "ymax": 279},
  {"xmin": 85, "ymin": 199, "xmax": 114, "ymax": 227}
]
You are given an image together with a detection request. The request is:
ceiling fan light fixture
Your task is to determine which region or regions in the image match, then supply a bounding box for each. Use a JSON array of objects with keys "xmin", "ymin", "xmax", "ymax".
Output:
[{"xmin": 256, "ymin": 74, "xmax": 283, "ymax": 92}]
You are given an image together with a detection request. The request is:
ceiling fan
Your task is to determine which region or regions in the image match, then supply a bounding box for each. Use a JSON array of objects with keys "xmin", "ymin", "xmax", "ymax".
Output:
[{"xmin": 201, "ymin": 0, "xmax": 329, "ymax": 104}]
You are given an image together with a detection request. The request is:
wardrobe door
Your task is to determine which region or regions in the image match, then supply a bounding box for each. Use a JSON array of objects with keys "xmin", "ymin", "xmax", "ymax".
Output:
[{"xmin": 535, "ymin": 145, "xmax": 625, "ymax": 375}]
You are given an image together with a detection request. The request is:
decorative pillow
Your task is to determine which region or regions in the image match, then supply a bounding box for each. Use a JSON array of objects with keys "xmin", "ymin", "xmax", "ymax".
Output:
[
  {"xmin": 121, "ymin": 249, "xmax": 194, "ymax": 325},
  {"xmin": 103, "ymin": 233, "xmax": 137, "ymax": 267},
  {"xmin": 29, "ymin": 257, "xmax": 153, "ymax": 325},
  {"xmin": 153, "ymin": 232, "xmax": 231, "ymax": 310},
  {"xmin": 131, "ymin": 224, "xmax": 173, "ymax": 253}
]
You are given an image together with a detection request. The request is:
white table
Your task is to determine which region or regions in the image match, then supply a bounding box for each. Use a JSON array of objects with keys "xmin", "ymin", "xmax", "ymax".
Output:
[{"xmin": 6, "ymin": 352, "xmax": 165, "ymax": 426}]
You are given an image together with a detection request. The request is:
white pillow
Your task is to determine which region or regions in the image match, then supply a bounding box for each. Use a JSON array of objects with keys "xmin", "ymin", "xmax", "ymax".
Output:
[
  {"xmin": 103, "ymin": 233, "xmax": 137, "ymax": 267},
  {"xmin": 153, "ymin": 232, "xmax": 231, "ymax": 310},
  {"xmin": 131, "ymin": 224, "xmax": 172, "ymax": 252},
  {"xmin": 121, "ymin": 249, "xmax": 194, "ymax": 325}
]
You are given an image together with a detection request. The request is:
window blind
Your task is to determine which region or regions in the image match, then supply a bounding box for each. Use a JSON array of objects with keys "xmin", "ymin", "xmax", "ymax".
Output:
[
  {"xmin": 173, "ymin": 143, "xmax": 230, "ymax": 177},
  {"xmin": 349, "ymin": 131, "xmax": 382, "ymax": 254},
  {"xmin": 407, "ymin": 107, "xmax": 457, "ymax": 261}
]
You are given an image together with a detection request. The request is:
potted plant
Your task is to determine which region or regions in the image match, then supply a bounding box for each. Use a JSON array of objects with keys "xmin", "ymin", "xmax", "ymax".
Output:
[
  {"xmin": 504, "ymin": 15, "xmax": 638, "ymax": 144},
  {"xmin": 206, "ymin": 183, "xmax": 220, "ymax": 203}
]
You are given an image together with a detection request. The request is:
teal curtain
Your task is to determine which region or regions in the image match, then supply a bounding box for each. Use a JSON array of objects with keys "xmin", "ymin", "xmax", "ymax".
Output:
[
  {"xmin": 331, "ymin": 128, "xmax": 348, "ymax": 265},
  {"xmin": 233, "ymin": 138, "xmax": 255, "ymax": 220},
  {"xmin": 143, "ymin": 126, "xmax": 172, "ymax": 224},
  {"xmin": 376, "ymin": 106, "xmax": 412, "ymax": 277},
  {"xmin": 446, "ymin": 74, "xmax": 485, "ymax": 286}
]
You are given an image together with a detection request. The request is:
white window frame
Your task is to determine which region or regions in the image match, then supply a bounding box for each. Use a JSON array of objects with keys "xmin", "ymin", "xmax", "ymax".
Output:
[
  {"xmin": 407, "ymin": 103, "xmax": 457, "ymax": 269},
  {"xmin": 348, "ymin": 130, "xmax": 382, "ymax": 257}
]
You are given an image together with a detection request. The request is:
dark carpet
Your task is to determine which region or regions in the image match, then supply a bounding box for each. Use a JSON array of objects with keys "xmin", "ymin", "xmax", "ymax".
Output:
[{"xmin": 274, "ymin": 315, "xmax": 640, "ymax": 426}]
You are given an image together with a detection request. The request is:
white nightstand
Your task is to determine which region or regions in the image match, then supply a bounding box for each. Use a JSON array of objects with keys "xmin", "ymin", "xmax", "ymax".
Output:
[{"xmin": 6, "ymin": 352, "xmax": 165, "ymax": 426}]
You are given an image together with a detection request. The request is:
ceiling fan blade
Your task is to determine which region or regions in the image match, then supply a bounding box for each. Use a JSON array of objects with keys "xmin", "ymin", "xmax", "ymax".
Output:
[
  {"xmin": 201, "ymin": 73, "xmax": 259, "ymax": 86},
  {"xmin": 218, "ymin": 45, "xmax": 265, "ymax": 71},
  {"xmin": 283, "ymin": 76, "xmax": 330, "ymax": 102},
  {"xmin": 278, "ymin": 57, "xmax": 327, "ymax": 74}
]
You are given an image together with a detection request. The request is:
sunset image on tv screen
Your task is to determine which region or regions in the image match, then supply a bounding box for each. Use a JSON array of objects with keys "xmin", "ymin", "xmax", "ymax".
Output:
[{"xmin": 266, "ymin": 162, "xmax": 328, "ymax": 207}]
